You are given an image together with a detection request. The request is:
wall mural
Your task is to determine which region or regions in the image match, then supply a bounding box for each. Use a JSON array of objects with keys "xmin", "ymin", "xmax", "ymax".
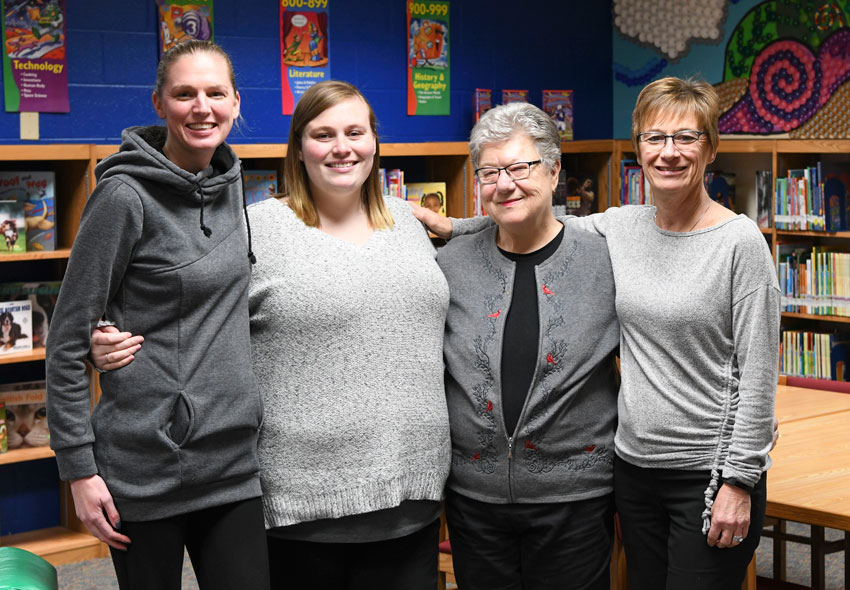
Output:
[{"xmin": 613, "ymin": 0, "xmax": 850, "ymax": 138}]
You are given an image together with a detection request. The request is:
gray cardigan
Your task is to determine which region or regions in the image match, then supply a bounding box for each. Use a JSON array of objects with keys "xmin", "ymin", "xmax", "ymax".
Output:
[{"xmin": 437, "ymin": 224, "xmax": 620, "ymax": 504}]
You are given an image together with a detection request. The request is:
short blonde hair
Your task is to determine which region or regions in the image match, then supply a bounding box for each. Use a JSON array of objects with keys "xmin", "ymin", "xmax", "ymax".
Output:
[
  {"xmin": 283, "ymin": 80, "xmax": 392, "ymax": 230},
  {"xmin": 631, "ymin": 77, "xmax": 719, "ymax": 155}
]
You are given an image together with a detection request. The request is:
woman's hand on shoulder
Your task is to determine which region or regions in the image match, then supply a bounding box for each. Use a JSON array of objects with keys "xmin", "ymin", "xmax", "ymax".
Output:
[
  {"xmin": 409, "ymin": 202, "xmax": 452, "ymax": 239},
  {"xmin": 70, "ymin": 474, "xmax": 131, "ymax": 550},
  {"xmin": 91, "ymin": 325, "xmax": 143, "ymax": 372}
]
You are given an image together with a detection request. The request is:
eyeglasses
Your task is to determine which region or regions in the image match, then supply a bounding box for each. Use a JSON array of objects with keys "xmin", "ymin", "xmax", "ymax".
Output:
[
  {"xmin": 637, "ymin": 130, "xmax": 705, "ymax": 150},
  {"xmin": 474, "ymin": 160, "xmax": 541, "ymax": 184}
]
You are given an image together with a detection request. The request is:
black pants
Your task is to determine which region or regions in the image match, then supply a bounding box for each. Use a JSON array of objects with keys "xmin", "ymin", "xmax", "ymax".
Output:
[
  {"xmin": 266, "ymin": 518, "xmax": 440, "ymax": 590},
  {"xmin": 614, "ymin": 457, "xmax": 766, "ymax": 590},
  {"xmin": 109, "ymin": 497, "xmax": 270, "ymax": 590},
  {"xmin": 445, "ymin": 488, "xmax": 614, "ymax": 590}
]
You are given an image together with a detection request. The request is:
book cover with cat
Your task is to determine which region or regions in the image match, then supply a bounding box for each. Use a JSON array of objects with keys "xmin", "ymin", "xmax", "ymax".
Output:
[
  {"xmin": 0, "ymin": 282, "xmax": 62, "ymax": 349},
  {"xmin": 0, "ymin": 381, "xmax": 48, "ymax": 449},
  {"xmin": 0, "ymin": 201, "xmax": 26, "ymax": 255},
  {"xmin": 0, "ymin": 172, "xmax": 56, "ymax": 252},
  {"xmin": 0, "ymin": 300, "xmax": 32, "ymax": 355}
]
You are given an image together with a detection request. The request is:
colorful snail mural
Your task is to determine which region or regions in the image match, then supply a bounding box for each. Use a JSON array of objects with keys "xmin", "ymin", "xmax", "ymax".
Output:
[{"xmin": 613, "ymin": 0, "xmax": 850, "ymax": 138}]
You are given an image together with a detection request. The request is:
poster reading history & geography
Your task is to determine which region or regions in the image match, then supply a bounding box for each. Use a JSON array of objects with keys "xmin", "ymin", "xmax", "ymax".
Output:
[{"xmin": 407, "ymin": 0, "xmax": 449, "ymax": 115}]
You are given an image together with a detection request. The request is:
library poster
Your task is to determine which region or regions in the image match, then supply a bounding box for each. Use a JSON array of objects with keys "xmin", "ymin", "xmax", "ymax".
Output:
[
  {"xmin": 407, "ymin": 0, "xmax": 450, "ymax": 116},
  {"xmin": 156, "ymin": 0, "xmax": 214, "ymax": 55},
  {"xmin": 280, "ymin": 0, "xmax": 329, "ymax": 116},
  {"xmin": 2, "ymin": 0, "xmax": 69, "ymax": 113}
]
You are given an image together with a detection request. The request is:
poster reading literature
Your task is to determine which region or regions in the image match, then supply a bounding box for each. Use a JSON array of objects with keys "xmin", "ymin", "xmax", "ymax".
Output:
[
  {"xmin": 156, "ymin": 0, "xmax": 214, "ymax": 55},
  {"xmin": 280, "ymin": 0, "xmax": 329, "ymax": 116},
  {"xmin": 2, "ymin": 0, "xmax": 69, "ymax": 113},
  {"xmin": 406, "ymin": 0, "xmax": 449, "ymax": 116}
]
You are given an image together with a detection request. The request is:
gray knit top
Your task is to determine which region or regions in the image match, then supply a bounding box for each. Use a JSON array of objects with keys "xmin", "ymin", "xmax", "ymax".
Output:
[
  {"xmin": 247, "ymin": 196, "xmax": 451, "ymax": 529},
  {"xmin": 568, "ymin": 206, "xmax": 780, "ymax": 529}
]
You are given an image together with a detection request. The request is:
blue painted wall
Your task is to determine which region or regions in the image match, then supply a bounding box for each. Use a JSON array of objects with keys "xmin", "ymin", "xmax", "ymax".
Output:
[{"xmin": 0, "ymin": 1, "xmax": 613, "ymax": 144}]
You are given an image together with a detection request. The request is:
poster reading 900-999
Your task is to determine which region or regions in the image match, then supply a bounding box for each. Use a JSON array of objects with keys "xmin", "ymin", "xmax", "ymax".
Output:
[
  {"xmin": 2, "ymin": 0, "xmax": 69, "ymax": 113},
  {"xmin": 280, "ymin": 0, "xmax": 330, "ymax": 116},
  {"xmin": 407, "ymin": 0, "xmax": 449, "ymax": 116}
]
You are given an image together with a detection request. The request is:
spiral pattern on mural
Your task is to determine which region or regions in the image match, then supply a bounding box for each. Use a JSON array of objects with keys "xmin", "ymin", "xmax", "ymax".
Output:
[{"xmin": 719, "ymin": 29, "xmax": 850, "ymax": 134}]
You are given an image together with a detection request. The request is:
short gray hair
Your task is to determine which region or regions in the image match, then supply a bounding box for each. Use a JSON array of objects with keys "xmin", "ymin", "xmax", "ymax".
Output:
[{"xmin": 469, "ymin": 102, "xmax": 561, "ymax": 171}]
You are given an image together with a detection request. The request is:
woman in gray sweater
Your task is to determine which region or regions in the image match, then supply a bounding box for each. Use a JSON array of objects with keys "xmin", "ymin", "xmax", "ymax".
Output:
[{"xmin": 47, "ymin": 41, "xmax": 269, "ymax": 590}]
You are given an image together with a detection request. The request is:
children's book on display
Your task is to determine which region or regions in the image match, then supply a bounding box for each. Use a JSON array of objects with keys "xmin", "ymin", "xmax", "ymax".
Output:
[
  {"xmin": 0, "ymin": 381, "xmax": 49, "ymax": 449},
  {"xmin": 243, "ymin": 170, "xmax": 279, "ymax": 206},
  {"xmin": 0, "ymin": 282, "xmax": 62, "ymax": 349},
  {"xmin": 542, "ymin": 90, "xmax": 573, "ymax": 141},
  {"xmin": 0, "ymin": 201, "xmax": 26, "ymax": 255},
  {"xmin": 0, "ymin": 299, "xmax": 32, "ymax": 356},
  {"xmin": 0, "ymin": 171, "xmax": 56, "ymax": 251},
  {"xmin": 406, "ymin": 182, "xmax": 447, "ymax": 217}
]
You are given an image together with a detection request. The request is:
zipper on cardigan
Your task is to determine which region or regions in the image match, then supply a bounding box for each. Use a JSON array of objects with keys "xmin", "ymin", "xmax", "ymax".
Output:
[{"xmin": 506, "ymin": 435, "xmax": 514, "ymax": 502}]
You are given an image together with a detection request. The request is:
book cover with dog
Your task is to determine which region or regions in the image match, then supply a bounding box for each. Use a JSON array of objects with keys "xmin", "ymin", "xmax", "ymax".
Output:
[
  {"xmin": 0, "ymin": 300, "xmax": 32, "ymax": 355},
  {"xmin": 0, "ymin": 282, "xmax": 61, "ymax": 349},
  {"xmin": 0, "ymin": 381, "xmax": 48, "ymax": 449},
  {"xmin": 0, "ymin": 201, "xmax": 26, "ymax": 255},
  {"xmin": 0, "ymin": 172, "xmax": 56, "ymax": 252}
]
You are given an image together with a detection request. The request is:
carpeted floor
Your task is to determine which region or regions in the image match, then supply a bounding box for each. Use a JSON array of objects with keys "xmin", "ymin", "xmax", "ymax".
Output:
[{"xmin": 54, "ymin": 522, "xmax": 844, "ymax": 589}]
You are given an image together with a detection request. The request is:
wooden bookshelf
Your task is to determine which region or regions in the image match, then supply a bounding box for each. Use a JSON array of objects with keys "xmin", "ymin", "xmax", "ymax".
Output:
[
  {"xmin": 0, "ymin": 446, "xmax": 54, "ymax": 465},
  {"xmin": 0, "ymin": 348, "xmax": 46, "ymax": 366},
  {"xmin": 1, "ymin": 527, "xmax": 108, "ymax": 566}
]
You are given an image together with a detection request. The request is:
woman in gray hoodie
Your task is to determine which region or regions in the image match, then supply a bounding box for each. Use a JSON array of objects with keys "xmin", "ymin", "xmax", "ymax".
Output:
[{"xmin": 46, "ymin": 41, "xmax": 269, "ymax": 590}]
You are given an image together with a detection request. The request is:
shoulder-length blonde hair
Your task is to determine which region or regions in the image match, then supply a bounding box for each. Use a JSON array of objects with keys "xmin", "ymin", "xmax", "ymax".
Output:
[
  {"xmin": 631, "ymin": 77, "xmax": 720, "ymax": 156},
  {"xmin": 283, "ymin": 80, "xmax": 392, "ymax": 230}
]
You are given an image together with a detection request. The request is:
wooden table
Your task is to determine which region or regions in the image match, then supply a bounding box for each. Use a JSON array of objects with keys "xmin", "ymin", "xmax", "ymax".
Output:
[
  {"xmin": 766, "ymin": 386, "xmax": 850, "ymax": 589},
  {"xmin": 774, "ymin": 384, "xmax": 850, "ymax": 424}
]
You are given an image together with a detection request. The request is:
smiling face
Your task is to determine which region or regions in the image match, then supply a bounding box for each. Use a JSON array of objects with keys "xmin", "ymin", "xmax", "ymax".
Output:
[
  {"xmin": 152, "ymin": 51, "xmax": 240, "ymax": 173},
  {"xmin": 299, "ymin": 96, "xmax": 376, "ymax": 205},
  {"xmin": 479, "ymin": 133, "xmax": 559, "ymax": 234},
  {"xmin": 637, "ymin": 111, "xmax": 715, "ymax": 201}
]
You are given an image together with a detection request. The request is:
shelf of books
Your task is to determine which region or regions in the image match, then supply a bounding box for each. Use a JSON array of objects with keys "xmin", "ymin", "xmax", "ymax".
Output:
[{"xmin": 0, "ymin": 144, "xmax": 102, "ymax": 564}]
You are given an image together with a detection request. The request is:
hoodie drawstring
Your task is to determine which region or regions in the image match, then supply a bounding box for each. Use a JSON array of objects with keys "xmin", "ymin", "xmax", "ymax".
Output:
[
  {"xmin": 240, "ymin": 164, "xmax": 257, "ymax": 265},
  {"xmin": 198, "ymin": 184, "xmax": 213, "ymax": 238}
]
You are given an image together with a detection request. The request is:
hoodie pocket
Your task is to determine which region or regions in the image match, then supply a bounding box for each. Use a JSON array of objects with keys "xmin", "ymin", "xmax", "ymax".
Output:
[{"xmin": 165, "ymin": 391, "xmax": 194, "ymax": 447}]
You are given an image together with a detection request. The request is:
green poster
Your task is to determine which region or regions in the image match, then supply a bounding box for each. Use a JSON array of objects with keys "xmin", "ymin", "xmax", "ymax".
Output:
[{"xmin": 406, "ymin": 0, "xmax": 449, "ymax": 116}]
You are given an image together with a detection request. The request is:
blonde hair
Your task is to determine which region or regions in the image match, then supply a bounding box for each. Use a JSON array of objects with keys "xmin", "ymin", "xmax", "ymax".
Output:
[
  {"xmin": 631, "ymin": 77, "xmax": 719, "ymax": 155},
  {"xmin": 283, "ymin": 80, "xmax": 392, "ymax": 230}
]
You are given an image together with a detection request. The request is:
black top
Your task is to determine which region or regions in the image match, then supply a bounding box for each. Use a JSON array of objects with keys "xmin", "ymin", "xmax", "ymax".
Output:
[{"xmin": 498, "ymin": 225, "xmax": 565, "ymax": 436}]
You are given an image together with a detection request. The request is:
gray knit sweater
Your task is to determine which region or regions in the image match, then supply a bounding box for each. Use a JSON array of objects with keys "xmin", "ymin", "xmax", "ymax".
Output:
[
  {"xmin": 565, "ymin": 206, "xmax": 780, "ymax": 492},
  {"xmin": 247, "ymin": 196, "xmax": 451, "ymax": 529}
]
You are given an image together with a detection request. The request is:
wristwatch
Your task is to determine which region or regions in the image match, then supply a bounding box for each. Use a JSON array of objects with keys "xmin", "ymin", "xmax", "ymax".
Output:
[{"xmin": 721, "ymin": 477, "xmax": 755, "ymax": 493}]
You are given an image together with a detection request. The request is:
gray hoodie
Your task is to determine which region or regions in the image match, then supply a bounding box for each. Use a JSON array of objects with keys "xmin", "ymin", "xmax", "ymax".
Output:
[{"xmin": 46, "ymin": 126, "xmax": 262, "ymax": 521}]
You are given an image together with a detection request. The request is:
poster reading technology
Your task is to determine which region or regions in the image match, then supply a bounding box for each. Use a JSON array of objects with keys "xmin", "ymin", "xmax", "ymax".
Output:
[{"xmin": 2, "ymin": 0, "xmax": 69, "ymax": 113}]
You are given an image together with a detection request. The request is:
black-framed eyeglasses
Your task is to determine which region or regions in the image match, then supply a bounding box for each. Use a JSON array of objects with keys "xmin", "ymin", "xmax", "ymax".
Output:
[
  {"xmin": 474, "ymin": 160, "xmax": 541, "ymax": 184},
  {"xmin": 637, "ymin": 130, "xmax": 705, "ymax": 150}
]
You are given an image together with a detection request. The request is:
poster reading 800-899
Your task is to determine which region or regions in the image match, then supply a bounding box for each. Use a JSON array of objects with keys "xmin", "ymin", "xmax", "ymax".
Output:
[
  {"xmin": 407, "ymin": 0, "xmax": 449, "ymax": 116},
  {"xmin": 280, "ymin": 0, "xmax": 329, "ymax": 116}
]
